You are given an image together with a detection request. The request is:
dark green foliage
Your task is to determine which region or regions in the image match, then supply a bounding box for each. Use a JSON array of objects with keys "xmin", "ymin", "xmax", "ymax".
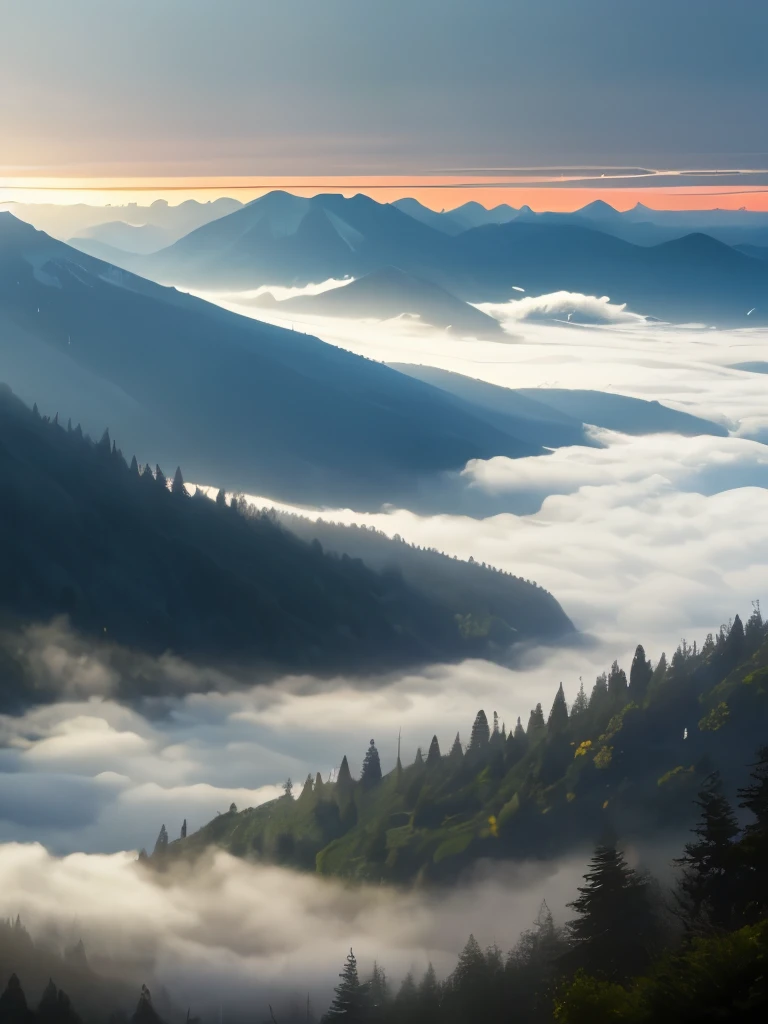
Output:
[
  {"xmin": 282, "ymin": 779, "xmax": 294, "ymax": 800},
  {"xmin": 0, "ymin": 386, "xmax": 571, "ymax": 680},
  {"xmin": 322, "ymin": 950, "xmax": 368, "ymax": 1024},
  {"xmin": 154, "ymin": 465, "xmax": 166, "ymax": 489},
  {"xmin": 361, "ymin": 740, "xmax": 383, "ymax": 788},
  {"xmin": 152, "ymin": 825, "xmax": 168, "ymax": 857},
  {"xmin": 526, "ymin": 703, "xmax": 546, "ymax": 743},
  {"xmin": 629, "ymin": 644, "xmax": 653, "ymax": 702},
  {"xmin": 449, "ymin": 934, "xmax": 488, "ymax": 1022},
  {"xmin": 507, "ymin": 901, "xmax": 569, "ymax": 1022},
  {"xmin": 171, "ymin": 467, "xmax": 186, "ymax": 496},
  {"xmin": 38, "ymin": 981, "xmax": 81, "ymax": 1024},
  {"xmin": 548, "ymin": 683, "xmax": 569, "ymax": 733},
  {"xmin": 448, "ymin": 733, "xmax": 463, "ymax": 763},
  {"xmin": 567, "ymin": 841, "xmax": 661, "ymax": 982},
  {"xmin": 570, "ymin": 681, "xmax": 588, "ymax": 718},
  {"xmin": 607, "ymin": 660, "xmax": 628, "ymax": 701},
  {"xmin": 336, "ymin": 757, "xmax": 354, "ymax": 805},
  {"xmin": 426, "ymin": 735, "xmax": 441, "ymax": 768},
  {"xmin": 738, "ymin": 745, "xmax": 768, "ymax": 920},
  {"xmin": 469, "ymin": 710, "xmax": 490, "ymax": 754},
  {"xmin": 0, "ymin": 974, "xmax": 31, "ymax": 1024},
  {"xmin": 675, "ymin": 772, "xmax": 741, "ymax": 932}
]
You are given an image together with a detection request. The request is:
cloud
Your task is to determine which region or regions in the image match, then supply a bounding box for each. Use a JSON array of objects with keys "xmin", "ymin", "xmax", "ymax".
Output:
[
  {"xmin": 477, "ymin": 290, "xmax": 647, "ymax": 325},
  {"xmin": 0, "ymin": 841, "xmax": 589, "ymax": 1014}
]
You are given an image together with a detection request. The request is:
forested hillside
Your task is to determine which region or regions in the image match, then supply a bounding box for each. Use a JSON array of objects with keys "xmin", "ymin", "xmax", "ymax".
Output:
[
  {"xmin": 0, "ymin": 386, "xmax": 571, "ymax": 705},
  {"xmin": 163, "ymin": 608, "xmax": 767, "ymax": 883}
]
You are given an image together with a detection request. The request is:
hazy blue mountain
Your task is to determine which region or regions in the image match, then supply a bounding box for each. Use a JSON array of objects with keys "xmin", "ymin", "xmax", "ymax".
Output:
[
  {"xmin": 0, "ymin": 385, "xmax": 572, "ymax": 685},
  {"xmin": 389, "ymin": 365, "xmax": 591, "ymax": 449},
  {"xmin": 389, "ymin": 365, "xmax": 726, "ymax": 444},
  {"xmin": 66, "ymin": 237, "xmax": 148, "ymax": 265},
  {"xmin": 393, "ymin": 198, "xmax": 517, "ymax": 234},
  {"xmin": 1, "ymin": 196, "xmax": 243, "ymax": 246},
  {"xmin": 734, "ymin": 243, "xmax": 768, "ymax": 261},
  {"xmin": 130, "ymin": 191, "xmax": 768, "ymax": 325},
  {"xmin": 266, "ymin": 265, "xmax": 504, "ymax": 336},
  {"xmin": 137, "ymin": 190, "xmax": 453, "ymax": 290},
  {"xmin": 70, "ymin": 221, "xmax": 172, "ymax": 254},
  {"xmin": 0, "ymin": 212, "xmax": 544, "ymax": 507}
]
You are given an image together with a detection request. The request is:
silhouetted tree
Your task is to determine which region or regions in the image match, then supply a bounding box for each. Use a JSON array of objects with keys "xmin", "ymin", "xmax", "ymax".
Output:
[
  {"xmin": 676, "ymin": 772, "xmax": 741, "ymax": 933},
  {"xmin": 155, "ymin": 465, "xmax": 166, "ymax": 489},
  {"xmin": 426, "ymin": 735, "xmax": 441, "ymax": 768},
  {"xmin": 607, "ymin": 660, "xmax": 628, "ymax": 702},
  {"xmin": 526, "ymin": 703, "xmax": 546, "ymax": 744},
  {"xmin": 171, "ymin": 467, "xmax": 186, "ymax": 496},
  {"xmin": 629, "ymin": 645, "xmax": 653, "ymax": 703},
  {"xmin": 322, "ymin": 949, "xmax": 367, "ymax": 1024},
  {"xmin": 567, "ymin": 841, "xmax": 660, "ymax": 981},
  {"xmin": 448, "ymin": 732, "xmax": 463, "ymax": 763},
  {"xmin": 129, "ymin": 455, "xmax": 139, "ymax": 476},
  {"xmin": 283, "ymin": 778, "xmax": 294, "ymax": 800},
  {"xmin": 417, "ymin": 964, "xmax": 441, "ymax": 1024},
  {"xmin": 361, "ymin": 739, "xmax": 382, "ymax": 788},
  {"xmin": 413, "ymin": 746, "xmax": 424, "ymax": 767},
  {"xmin": 738, "ymin": 745, "xmax": 768, "ymax": 920},
  {"xmin": 469, "ymin": 710, "xmax": 490, "ymax": 754},
  {"xmin": 450, "ymin": 934, "xmax": 489, "ymax": 1022},
  {"xmin": 0, "ymin": 974, "xmax": 30, "ymax": 1024},
  {"xmin": 152, "ymin": 825, "xmax": 168, "ymax": 857},
  {"xmin": 215, "ymin": 488, "xmax": 227, "ymax": 507},
  {"xmin": 571, "ymin": 680, "xmax": 588, "ymax": 717},
  {"xmin": 548, "ymin": 683, "xmax": 569, "ymax": 733},
  {"xmin": 180, "ymin": 819, "xmax": 187, "ymax": 840}
]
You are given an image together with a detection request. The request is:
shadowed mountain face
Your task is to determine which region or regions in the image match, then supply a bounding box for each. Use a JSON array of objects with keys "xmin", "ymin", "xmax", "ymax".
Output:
[
  {"xmin": 0, "ymin": 213, "xmax": 546, "ymax": 508},
  {"xmin": 122, "ymin": 192, "xmax": 768, "ymax": 326},
  {"xmin": 261, "ymin": 265, "xmax": 504, "ymax": 337},
  {"xmin": 0, "ymin": 385, "xmax": 573, "ymax": 697},
  {"xmin": 389, "ymin": 365, "xmax": 729, "ymax": 443}
]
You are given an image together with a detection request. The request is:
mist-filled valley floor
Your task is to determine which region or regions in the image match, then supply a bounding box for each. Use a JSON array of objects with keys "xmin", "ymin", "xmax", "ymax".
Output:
[{"xmin": 0, "ymin": 188, "xmax": 767, "ymax": 1024}]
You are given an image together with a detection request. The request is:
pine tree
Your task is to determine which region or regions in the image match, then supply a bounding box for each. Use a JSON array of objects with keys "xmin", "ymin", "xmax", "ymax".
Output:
[
  {"xmin": 152, "ymin": 824, "xmax": 168, "ymax": 857},
  {"xmin": 141, "ymin": 462, "xmax": 154, "ymax": 482},
  {"xmin": 506, "ymin": 717, "xmax": 528, "ymax": 765},
  {"xmin": 547, "ymin": 683, "xmax": 569, "ymax": 733},
  {"xmin": 738, "ymin": 746, "xmax": 768, "ymax": 920},
  {"xmin": 413, "ymin": 746, "xmax": 424, "ymax": 767},
  {"xmin": 469, "ymin": 710, "xmax": 490, "ymax": 754},
  {"xmin": 155, "ymin": 465, "xmax": 167, "ymax": 489},
  {"xmin": 299, "ymin": 773, "xmax": 315, "ymax": 802},
  {"xmin": 567, "ymin": 841, "xmax": 660, "ymax": 981},
  {"xmin": 98, "ymin": 428, "xmax": 111, "ymax": 455},
  {"xmin": 426, "ymin": 734, "xmax": 441, "ymax": 767},
  {"xmin": 39, "ymin": 980, "xmax": 81, "ymax": 1024},
  {"xmin": 215, "ymin": 488, "xmax": 227, "ymax": 507},
  {"xmin": 0, "ymin": 974, "xmax": 31, "ymax": 1024},
  {"xmin": 450, "ymin": 934, "xmax": 489, "ymax": 1020},
  {"xmin": 336, "ymin": 756, "xmax": 354, "ymax": 807},
  {"xmin": 180, "ymin": 819, "xmax": 187, "ymax": 840},
  {"xmin": 361, "ymin": 739, "xmax": 382, "ymax": 788},
  {"xmin": 675, "ymin": 772, "xmax": 741, "ymax": 932},
  {"xmin": 129, "ymin": 455, "xmax": 139, "ymax": 476},
  {"xmin": 489, "ymin": 711, "xmax": 502, "ymax": 748},
  {"xmin": 394, "ymin": 973, "xmax": 418, "ymax": 1024},
  {"xmin": 131, "ymin": 985, "xmax": 164, "ymax": 1024},
  {"xmin": 607, "ymin": 660, "xmax": 628, "ymax": 701},
  {"xmin": 448, "ymin": 732, "xmax": 463, "ymax": 763},
  {"xmin": 526, "ymin": 704, "xmax": 546, "ymax": 743},
  {"xmin": 590, "ymin": 672, "xmax": 608, "ymax": 708},
  {"xmin": 283, "ymin": 778, "xmax": 294, "ymax": 799},
  {"xmin": 571, "ymin": 680, "xmax": 588, "ymax": 717},
  {"xmin": 368, "ymin": 961, "xmax": 390, "ymax": 1023},
  {"xmin": 171, "ymin": 466, "xmax": 186, "ymax": 496},
  {"xmin": 314, "ymin": 771, "xmax": 325, "ymax": 798},
  {"xmin": 417, "ymin": 963, "xmax": 440, "ymax": 1024},
  {"xmin": 322, "ymin": 949, "xmax": 367, "ymax": 1024},
  {"xmin": 629, "ymin": 645, "xmax": 653, "ymax": 703}
]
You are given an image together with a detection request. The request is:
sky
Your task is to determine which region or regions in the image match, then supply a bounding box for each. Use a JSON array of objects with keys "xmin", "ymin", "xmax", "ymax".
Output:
[{"xmin": 3, "ymin": 0, "xmax": 768, "ymax": 209}]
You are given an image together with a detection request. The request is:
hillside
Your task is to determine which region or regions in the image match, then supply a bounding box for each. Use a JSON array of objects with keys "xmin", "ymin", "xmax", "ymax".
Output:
[
  {"xmin": 265, "ymin": 265, "xmax": 504, "ymax": 336},
  {"xmin": 164, "ymin": 610, "xmax": 767, "ymax": 883},
  {"xmin": 0, "ymin": 386, "xmax": 573, "ymax": 704},
  {"xmin": 0, "ymin": 212, "xmax": 547, "ymax": 507}
]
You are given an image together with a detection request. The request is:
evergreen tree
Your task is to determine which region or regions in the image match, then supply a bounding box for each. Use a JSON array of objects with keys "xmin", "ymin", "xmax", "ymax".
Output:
[
  {"xmin": 361, "ymin": 739, "xmax": 383, "ymax": 788},
  {"xmin": 448, "ymin": 732, "xmax": 463, "ymax": 763},
  {"xmin": 180, "ymin": 819, "xmax": 187, "ymax": 840},
  {"xmin": 450, "ymin": 934, "xmax": 489, "ymax": 1021},
  {"xmin": 98, "ymin": 428, "xmax": 111, "ymax": 455},
  {"xmin": 322, "ymin": 949, "xmax": 368, "ymax": 1024},
  {"xmin": 489, "ymin": 711, "xmax": 502, "ymax": 748},
  {"xmin": 336, "ymin": 756, "xmax": 354, "ymax": 807},
  {"xmin": 571, "ymin": 679, "xmax": 588, "ymax": 717},
  {"xmin": 426, "ymin": 734, "xmax": 441, "ymax": 768},
  {"xmin": 676, "ymin": 772, "xmax": 741, "ymax": 933},
  {"xmin": 738, "ymin": 745, "xmax": 768, "ymax": 920},
  {"xmin": 0, "ymin": 974, "xmax": 29, "ymax": 1024},
  {"xmin": 507, "ymin": 901, "xmax": 568, "ymax": 1022},
  {"xmin": 469, "ymin": 710, "xmax": 490, "ymax": 754},
  {"xmin": 215, "ymin": 488, "xmax": 227, "ymax": 507},
  {"xmin": 590, "ymin": 671, "xmax": 608, "ymax": 708},
  {"xmin": 155, "ymin": 465, "xmax": 167, "ymax": 489},
  {"xmin": 417, "ymin": 963, "xmax": 441, "ymax": 1024},
  {"xmin": 367, "ymin": 961, "xmax": 390, "ymax": 1023},
  {"xmin": 283, "ymin": 778, "xmax": 294, "ymax": 799},
  {"xmin": 548, "ymin": 683, "xmax": 569, "ymax": 733},
  {"xmin": 505, "ymin": 716, "xmax": 528, "ymax": 765},
  {"xmin": 413, "ymin": 746, "xmax": 424, "ymax": 767},
  {"xmin": 744, "ymin": 602, "xmax": 764, "ymax": 654},
  {"xmin": 607, "ymin": 660, "xmax": 628, "ymax": 701},
  {"xmin": 152, "ymin": 824, "xmax": 169, "ymax": 857},
  {"xmin": 299, "ymin": 773, "xmax": 315, "ymax": 802},
  {"xmin": 131, "ymin": 985, "xmax": 165, "ymax": 1024},
  {"xmin": 39, "ymin": 981, "xmax": 81, "ymax": 1024},
  {"xmin": 314, "ymin": 772, "xmax": 325, "ymax": 798},
  {"xmin": 140, "ymin": 462, "xmax": 154, "ymax": 482},
  {"xmin": 32, "ymin": 403, "xmax": 40, "ymax": 418},
  {"xmin": 567, "ymin": 841, "xmax": 660, "ymax": 981},
  {"xmin": 394, "ymin": 973, "xmax": 418, "ymax": 1024},
  {"xmin": 629, "ymin": 645, "xmax": 653, "ymax": 703},
  {"xmin": 129, "ymin": 455, "xmax": 139, "ymax": 476},
  {"xmin": 526, "ymin": 703, "xmax": 546, "ymax": 743},
  {"xmin": 171, "ymin": 466, "xmax": 186, "ymax": 496},
  {"xmin": 229, "ymin": 802, "xmax": 237, "ymax": 813}
]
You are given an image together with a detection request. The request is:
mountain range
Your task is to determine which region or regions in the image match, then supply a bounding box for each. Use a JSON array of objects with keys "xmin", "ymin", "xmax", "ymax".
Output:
[{"xmin": 90, "ymin": 191, "xmax": 768, "ymax": 326}]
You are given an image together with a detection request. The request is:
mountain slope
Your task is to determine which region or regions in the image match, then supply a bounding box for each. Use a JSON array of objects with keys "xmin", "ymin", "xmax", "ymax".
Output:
[
  {"xmin": 167, "ymin": 613, "xmax": 767, "ymax": 883},
  {"xmin": 0, "ymin": 212, "xmax": 545, "ymax": 507},
  {"xmin": 0, "ymin": 385, "xmax": 573, "ymax": 698},
  {"xmin": 267, "ymin": 266, "xmax": 504, "ymax": 336}
]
